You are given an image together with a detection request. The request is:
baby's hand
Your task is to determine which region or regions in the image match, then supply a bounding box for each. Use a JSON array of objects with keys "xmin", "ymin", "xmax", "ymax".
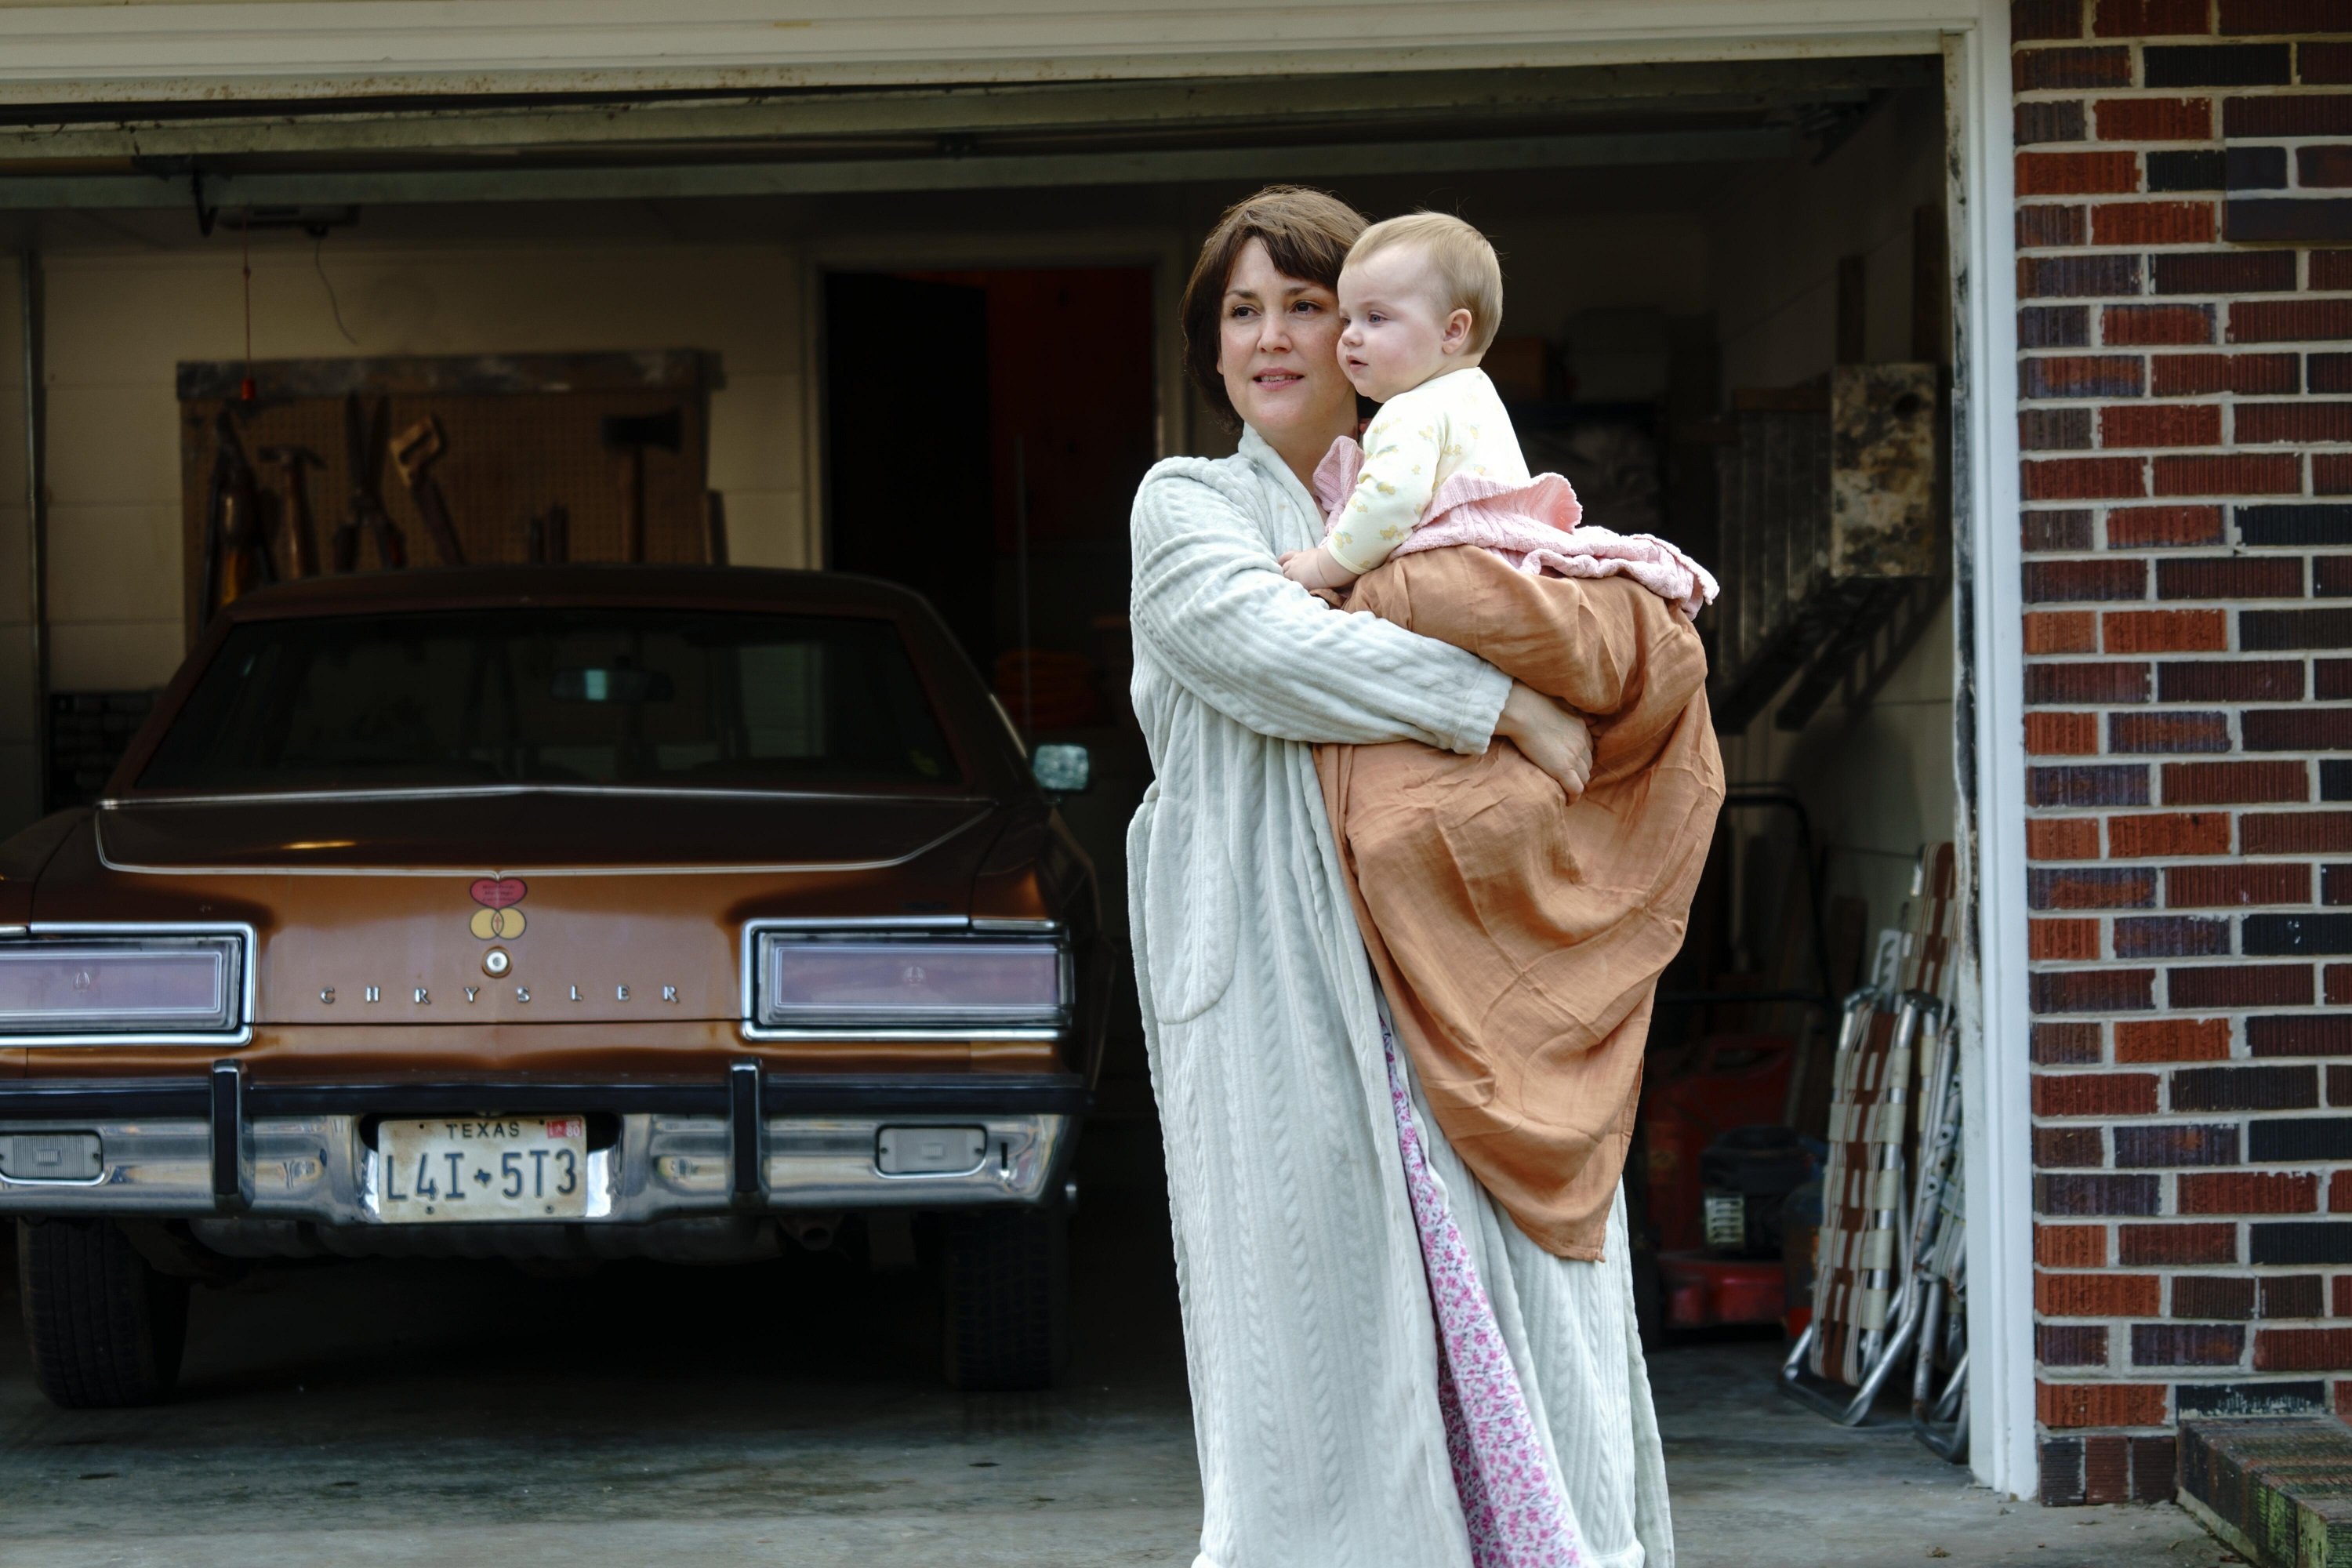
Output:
[{"xmin": 1280, "ymin": 546, "xmax": 1359, "ymax": 592}]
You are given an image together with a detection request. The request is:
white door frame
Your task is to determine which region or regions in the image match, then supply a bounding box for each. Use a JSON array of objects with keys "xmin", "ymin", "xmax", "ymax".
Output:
[
  {"xmin": 0, "ymin": 0, "xmax": 2034, "ymax": 1499},
  {"xmin": 1943, "ymin": 7, "xmax": 2032, "ymax": 1506}
]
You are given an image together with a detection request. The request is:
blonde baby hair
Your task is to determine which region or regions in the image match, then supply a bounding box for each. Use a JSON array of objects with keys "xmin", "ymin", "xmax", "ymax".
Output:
[{"xmin": 1347, "ymin": 211, "xmax": 1504, "ymax": 356}]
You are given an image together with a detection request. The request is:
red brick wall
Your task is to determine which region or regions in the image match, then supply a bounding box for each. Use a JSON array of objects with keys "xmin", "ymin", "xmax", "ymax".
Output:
[{"xmin": 2013, "ymin": 0, "xmax": 2352, "ymax": 1507}]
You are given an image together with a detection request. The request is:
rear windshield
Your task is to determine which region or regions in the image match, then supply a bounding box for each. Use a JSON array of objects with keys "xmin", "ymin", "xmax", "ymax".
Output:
[{"xmin": 136, "ymin": 608, "xmax": 962, "ymax": 793}]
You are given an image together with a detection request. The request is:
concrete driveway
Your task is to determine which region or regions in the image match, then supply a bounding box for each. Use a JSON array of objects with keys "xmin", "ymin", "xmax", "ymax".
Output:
[{"xmin": 0, "ymin": 1147, "xmax": 2227, "ymax": 1568}]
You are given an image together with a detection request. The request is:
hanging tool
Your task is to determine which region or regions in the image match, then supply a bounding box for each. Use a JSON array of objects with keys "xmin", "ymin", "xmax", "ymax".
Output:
[
  {"xmin": 601, "ymin": 408, "xmax": 681, "ymax": 564},
  {"xmin": 332, "ymin": 394, "xmax": 405, "ymax": 572},
  {"xmin": 256, "ymin": 445, "xmax": 324, "ymax": 579},
  {"xmin": 526, "ymin": 503, "xmax": 570, "ymax": 564},
  {"xmin": 199, "ymin": 409, "xmax": 275, "ymax": 622},
  {"xmin": 390, "ymin": 416, "xmax": 466, "ymax": 566}
]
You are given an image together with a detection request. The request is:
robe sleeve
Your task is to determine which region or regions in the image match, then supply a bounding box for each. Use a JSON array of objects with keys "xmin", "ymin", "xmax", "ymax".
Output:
[{"xmin": 1130, "ymin": 465, "xmax": 1509, "ymax": 754}]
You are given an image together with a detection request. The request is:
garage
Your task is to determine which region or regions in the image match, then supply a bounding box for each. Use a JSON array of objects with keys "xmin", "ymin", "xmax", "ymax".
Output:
[{"xmin": 0, "ymin": 4, "xmax": 2103, "ymax": 1562}]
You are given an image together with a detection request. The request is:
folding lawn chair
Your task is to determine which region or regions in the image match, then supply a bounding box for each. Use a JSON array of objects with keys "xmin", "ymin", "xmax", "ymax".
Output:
[
  {"xmin": 1909, "ymin": 1021, "xmax": 1969, "ymax": 1461},
  {"xmin": 1780, "ymin": 847, "xmax": 1960, "ymax": 1430}
]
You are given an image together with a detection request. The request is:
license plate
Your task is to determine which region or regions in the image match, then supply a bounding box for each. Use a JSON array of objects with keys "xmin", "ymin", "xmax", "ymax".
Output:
[{"xmin": 378, "ymin": 1116, "xmax": 589, "ymax": 1221}]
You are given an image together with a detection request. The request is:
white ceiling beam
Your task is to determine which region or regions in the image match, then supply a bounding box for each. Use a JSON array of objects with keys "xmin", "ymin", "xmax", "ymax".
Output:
[
  {"xmin": 0, "ymin": 125, "xmax": 1801, "ymax": 211},
  {"xmin": 0, "ymin": 58, "xmax": 1917, "ymax": 162},
  {"xmin": 0, "ymin": 0, "xmax": 1965, "ymax": 105}
]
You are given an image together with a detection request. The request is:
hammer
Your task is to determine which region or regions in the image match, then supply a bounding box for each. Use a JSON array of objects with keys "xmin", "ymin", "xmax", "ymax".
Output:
[
  {"xmin": 256, "ymin": 445, "xmax": 324, "ymax": 578},
  {"xmin": 390, "ymin": 416, "xmax": 467, "ymax": 567},
  {"xmin": 601, "ymin": 408, "xmax": 681, "ymax": 564}
]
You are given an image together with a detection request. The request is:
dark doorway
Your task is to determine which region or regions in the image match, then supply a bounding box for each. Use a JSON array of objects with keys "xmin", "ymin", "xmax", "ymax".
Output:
[
  {"xmin": 822, "ymin": 266, "xmax": 1156, "ymax": 719},
  {"xmin": 824, "ymin": 264, "xmax": 1159, "ymax": 1121},
  {"xmin": 824, "ymin": 273, "xmax": 997, "ymax": 666}
]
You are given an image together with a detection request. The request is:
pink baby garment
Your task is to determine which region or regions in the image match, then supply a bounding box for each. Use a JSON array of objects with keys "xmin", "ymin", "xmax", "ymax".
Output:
[{"xmin": 1312, "ymin": 436, "xmax": 1720, "ymax": 619}]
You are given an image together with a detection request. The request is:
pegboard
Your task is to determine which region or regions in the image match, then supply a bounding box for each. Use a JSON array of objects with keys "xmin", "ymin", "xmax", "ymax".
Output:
[{"xmin": 176, "ymin": 351, "xmax": 716, "ymax": 645}]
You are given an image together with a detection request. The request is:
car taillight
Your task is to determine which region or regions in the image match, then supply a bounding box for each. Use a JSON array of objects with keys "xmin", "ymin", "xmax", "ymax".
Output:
[
  {"xmin": 0, "ymin": 935, "xmax": 244, "ymax": 1037},
  {"xmin": 753, "ymin": 935, "xmax": 1065, "ymax": 1028}
]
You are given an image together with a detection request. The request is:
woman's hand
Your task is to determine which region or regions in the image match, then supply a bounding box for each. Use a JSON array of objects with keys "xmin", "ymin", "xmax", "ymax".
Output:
[{"xmin": 1494, "ymin": 681, "xmax": 1592, "ymax": 803}]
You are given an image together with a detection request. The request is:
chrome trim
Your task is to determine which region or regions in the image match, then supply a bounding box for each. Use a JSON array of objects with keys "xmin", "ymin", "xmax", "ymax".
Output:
[
  {"xmin": 745, "ymin": 1026, "xmax": 1063, "ymax": 1043},
  {"xmin": 0, "ymin": 923, "xmax": 255, "ymax": 1048},
  {"xmin": 0, "ymin": 1111, "xmax": 1073, "ymax": 1219},
  {"xmin": 0, "ymin": 1075, "xmax": 1090, "ymax": 1120},
  {"xmin": 92, "ymin": 803, "xmax": 994, "ymax": 878},
  {"xmin": 737, "ymin": 920, "xmax": 1072, "ymax": 1042},
  {"xmin": 0, "ymin": 1141, "xmax": 107, "ymax": 1187},
  {"xmin": 748, "ymin": 915, "xmax": 971, "ymax": 931}
]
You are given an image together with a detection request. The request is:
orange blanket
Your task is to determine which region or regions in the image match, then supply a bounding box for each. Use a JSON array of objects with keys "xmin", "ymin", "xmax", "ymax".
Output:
[{"xmin": 1315, "ymin": 547, "xmax": 1725, "ymax": 1260}]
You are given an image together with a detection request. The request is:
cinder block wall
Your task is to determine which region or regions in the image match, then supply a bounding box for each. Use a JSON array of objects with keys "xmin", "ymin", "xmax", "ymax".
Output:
[{"xmin": 2013, "ymin": 0, "xmax": 2352, "ymax": 1507}]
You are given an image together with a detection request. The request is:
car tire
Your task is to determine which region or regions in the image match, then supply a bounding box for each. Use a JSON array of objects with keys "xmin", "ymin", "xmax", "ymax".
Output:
[
  {"xmin": 940, "ymin": 1203, "xmax": 1068, "ymax": 1392},
  {"xmin": 17, "ymin": 1218, "xmax": 191, "ymax": 1408}
]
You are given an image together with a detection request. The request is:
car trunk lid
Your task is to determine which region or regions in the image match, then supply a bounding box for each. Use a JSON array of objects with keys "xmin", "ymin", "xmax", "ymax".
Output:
[{"xmin": 89, "ymin": 791, "xmax": 1004, "ymax": 1024}]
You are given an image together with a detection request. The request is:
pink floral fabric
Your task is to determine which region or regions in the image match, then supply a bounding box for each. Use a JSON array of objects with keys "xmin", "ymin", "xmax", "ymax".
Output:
[
  {"xmin": 1312, "ymin": 436, "xmax": 1719, "ymax": 619},
  {"xmin": 1381, "ymin": 1018, "xmax": 1583, "ymax": 1568}
]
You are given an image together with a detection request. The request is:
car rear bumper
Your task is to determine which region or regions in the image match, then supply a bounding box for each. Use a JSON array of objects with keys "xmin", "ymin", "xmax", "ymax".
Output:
[{"xmin": 0, "ymin": 1070, "xmax": 1084, "ymax": 1222}]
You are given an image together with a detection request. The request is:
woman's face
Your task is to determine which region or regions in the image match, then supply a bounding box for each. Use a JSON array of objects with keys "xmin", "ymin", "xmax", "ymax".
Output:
[{"xmin": 1214, "ymin": 238, "xmax": 1355, "ymax": 443}]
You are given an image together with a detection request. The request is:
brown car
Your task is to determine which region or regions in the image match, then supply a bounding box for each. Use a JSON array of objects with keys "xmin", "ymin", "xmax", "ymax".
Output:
[{"xmin": 0, "ymin": 566, "xmax": 1103, "ymax": 1406}]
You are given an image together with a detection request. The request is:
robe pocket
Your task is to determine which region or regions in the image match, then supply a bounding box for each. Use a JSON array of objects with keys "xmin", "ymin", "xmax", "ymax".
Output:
[{"xmin": 1134, "ymin": 792, "xmax": 1239, "ymax": 1023}]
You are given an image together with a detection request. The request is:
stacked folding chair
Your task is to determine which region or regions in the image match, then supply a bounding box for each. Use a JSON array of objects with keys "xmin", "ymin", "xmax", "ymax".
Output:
[
  {"xmin": 1781, "ymin": 846, "xmax": 1968, "ymax": 1460},
  {"xmin": 1806, "ymin": 989, "xmax": 1916, "ymax": 1389},
  {"xmin": 1910, "ymin": 1022, "xmax": 1969, "ymax": 1460}
]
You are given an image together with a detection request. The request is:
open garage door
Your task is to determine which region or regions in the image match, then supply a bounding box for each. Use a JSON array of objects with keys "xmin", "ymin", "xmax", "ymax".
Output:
[{"xmin": 0, "ymin": 31, "xmax": 2046, "ymax": 1543}]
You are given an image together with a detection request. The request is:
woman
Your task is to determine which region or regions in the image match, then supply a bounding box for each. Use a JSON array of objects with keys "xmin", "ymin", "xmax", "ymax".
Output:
[{"xmin": 1127, "ymin": 186, "xmax": 1675, "ymax": 1568}]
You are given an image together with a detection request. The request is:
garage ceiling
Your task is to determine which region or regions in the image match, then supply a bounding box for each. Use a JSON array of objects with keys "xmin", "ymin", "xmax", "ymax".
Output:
[{"xmin": 0, "ymin": 56, "xmax": 1938, "ymax": 210}]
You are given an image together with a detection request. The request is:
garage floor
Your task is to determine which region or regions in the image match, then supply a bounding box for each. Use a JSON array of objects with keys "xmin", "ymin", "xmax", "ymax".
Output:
[{"xmin": 0, "ymin": 1150, "xmax": 2227, "ymax": 1568}]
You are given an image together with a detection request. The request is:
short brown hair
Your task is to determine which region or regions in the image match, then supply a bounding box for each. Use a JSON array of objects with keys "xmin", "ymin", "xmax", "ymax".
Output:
[
  {"xmin": 1347, "ymin": 212, "xmax": 1504, "ymax": 356},
  {"xmin": 1181, "ymin": 185, "xmax": 1367, "ymax": 431}
]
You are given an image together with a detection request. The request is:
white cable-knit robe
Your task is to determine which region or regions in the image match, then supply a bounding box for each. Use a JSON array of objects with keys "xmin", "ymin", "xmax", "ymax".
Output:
[{"xmin": 1127, "ymin": 429, "xmax": 1675, "ymax": 1568}]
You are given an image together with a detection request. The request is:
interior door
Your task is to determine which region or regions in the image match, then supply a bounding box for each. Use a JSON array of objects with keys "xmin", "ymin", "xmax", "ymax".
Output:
[{"xmin": 824, "ymin": 273, "xmax": 996, "ymax": 671}]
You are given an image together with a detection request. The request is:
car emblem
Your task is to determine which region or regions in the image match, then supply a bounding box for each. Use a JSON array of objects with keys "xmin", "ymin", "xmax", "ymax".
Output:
[{"xmin": 468, "ymin": 877, "xmax": 527, "ymax": 940}]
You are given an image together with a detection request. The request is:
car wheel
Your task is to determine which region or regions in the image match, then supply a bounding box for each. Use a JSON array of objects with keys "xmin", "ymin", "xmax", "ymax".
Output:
[
  {"xmin": 939, "ymin": 1203, "xmax": 1068, "ymax": 1392},
  {"xmin": 17, "ymin": 1218, "xmax": 191, "ymax": 1408}
]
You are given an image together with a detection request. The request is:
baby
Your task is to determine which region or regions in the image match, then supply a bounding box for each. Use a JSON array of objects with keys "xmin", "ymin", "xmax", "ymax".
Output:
[
  {"xmin": 1279, "ymin": 211, "xmax": 1711, "ymax": 616},
  {"xmin": 1279, "ymin": 212, "xmax": 1536, "ymax": 593},
  {"xmin": 1293, "ymin": 208, "xmax": 1726, "ymax": 1278}
]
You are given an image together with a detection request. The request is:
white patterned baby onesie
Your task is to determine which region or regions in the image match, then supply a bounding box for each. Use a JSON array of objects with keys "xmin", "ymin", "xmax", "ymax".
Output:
[{"xmin": 1326, "ymin": 366, "xmax": 1528, "ymax": 576}]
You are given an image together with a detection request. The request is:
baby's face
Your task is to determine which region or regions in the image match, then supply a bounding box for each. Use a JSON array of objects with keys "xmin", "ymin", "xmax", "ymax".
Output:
[{"xmin": 1336, "ymin": 244, "xmax": 1475, "ymax": 403}]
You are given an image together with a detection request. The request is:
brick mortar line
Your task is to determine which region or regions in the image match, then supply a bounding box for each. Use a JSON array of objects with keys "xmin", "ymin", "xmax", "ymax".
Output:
[
  {"xmin": 2018, "ymin": 147, "xmax": 2352, "ymax": 157},
  {"xmin": 2017, "ymin": 321, "xmax": 2352, "ymax": 328},
  {"xmin": 2022, "ymin": 314, "xmax": 2346, "ymax": 325},
  {"xmin": 2013, "ymin": 66, "xmax": 2352, "ymax": 74},
  {"xmin": 2028, "ymin": 444, "xmax": 2352, "ymax": 455},
  {"xmin": 2011, "ymin": 64, "xmax": 2352, "ymax": 73},
  {"xmin": 2018, "ymin": 220, "xmax": 2352, "ymax": 231}
]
